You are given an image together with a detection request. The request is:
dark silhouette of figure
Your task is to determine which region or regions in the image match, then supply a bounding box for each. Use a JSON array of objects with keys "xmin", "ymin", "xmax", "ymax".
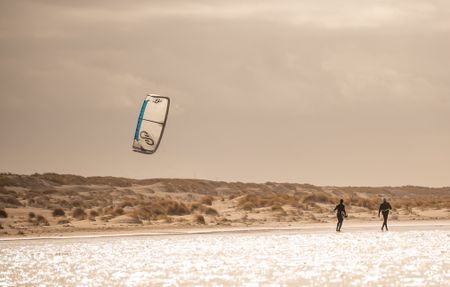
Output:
[
  {"xmin": 334, "ymin": 199, "xmax": 347, "ymax": 232},
  {"xmin": 378, "ymin": 198, "xmax": 392, "ymax": 231}
]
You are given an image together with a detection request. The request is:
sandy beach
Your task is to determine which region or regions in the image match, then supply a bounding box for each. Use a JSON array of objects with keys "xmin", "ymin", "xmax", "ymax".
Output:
[
  {"xmin": 1, "ymin": 174, "xmax": 449, "ymax": 286},
  {"xmin": 0, "ymin": 219, "xmax": 449, "ymax": 241},
  {"xmin": 1, "ymin": 222, "xmax": 449, "ymax": 286}
]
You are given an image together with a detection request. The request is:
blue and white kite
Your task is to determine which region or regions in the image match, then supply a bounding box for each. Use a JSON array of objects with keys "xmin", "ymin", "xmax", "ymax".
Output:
[{"xmin": 132, "ymin": 94, "xmax": 170, "ymax": 154}]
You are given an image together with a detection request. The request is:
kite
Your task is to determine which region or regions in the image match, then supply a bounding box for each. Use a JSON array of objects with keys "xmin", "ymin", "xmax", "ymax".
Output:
[{"xmin": 132, "ymin": 94, "xmax": 170, "ymax": 154}]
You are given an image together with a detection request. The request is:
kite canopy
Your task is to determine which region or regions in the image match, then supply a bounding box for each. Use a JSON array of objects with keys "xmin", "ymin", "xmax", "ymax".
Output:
[{"xmin": 132, "ymin": 94, "xmax": 170, "ymax": 154}]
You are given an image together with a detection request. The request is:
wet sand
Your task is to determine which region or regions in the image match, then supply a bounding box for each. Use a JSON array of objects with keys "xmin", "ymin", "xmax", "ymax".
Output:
[
  {"xmin": 1, "ymin": 220, "xmax": 449, "ymax": 241},
  {"xmin": 1, "ymin": 222, "xmax": 449, "ymax": 286}
]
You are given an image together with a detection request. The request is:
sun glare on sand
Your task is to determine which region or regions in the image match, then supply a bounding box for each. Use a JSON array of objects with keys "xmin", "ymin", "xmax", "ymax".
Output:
[{"xmin": 1, "ymin": 227, "xmax": 449, "ymax": 286}]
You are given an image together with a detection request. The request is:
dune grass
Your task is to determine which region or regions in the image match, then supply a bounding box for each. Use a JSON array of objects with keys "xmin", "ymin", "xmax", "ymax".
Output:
[{"xmin": 0, "ymin": 173, "xmax": 449, "ymax": 230}]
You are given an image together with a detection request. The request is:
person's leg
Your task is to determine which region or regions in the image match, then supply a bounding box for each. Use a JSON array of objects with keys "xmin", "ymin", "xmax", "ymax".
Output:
[
  {"xmin": 383, "ymin": 212, "xmax": 389, "ymax": 231},
  {"xmin": 338, "ymin": 218, "xmax": 343, "ymax": 231}
]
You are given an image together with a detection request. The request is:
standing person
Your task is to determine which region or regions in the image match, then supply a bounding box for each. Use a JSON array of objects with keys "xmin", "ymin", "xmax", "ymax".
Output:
[
  {"xmin": 378, "ymin": 198, "xmax": 392, "ymax": 231},
  {"xmin": 334, "ymin": 199, "xmax": 347, "ymax": 232}
]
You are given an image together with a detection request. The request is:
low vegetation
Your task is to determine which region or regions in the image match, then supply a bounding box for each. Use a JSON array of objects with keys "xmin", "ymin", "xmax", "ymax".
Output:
[
  {"xmin": 200, "ymin": 195, "xmax": 214, "ymax": 206},
  {"xmin": 0, "ymin": 194, "xmax": 21, "ymax": 207},
  {"xmin": 72, "ymin": 208, "xmax": 87, "ymax": 220},
  {"xmin": 0, "ymin": 209, "xmax": 7, "ymax": 218},
  {"xmin": 195, "ymin": 214, "xmax": 206, "ymax": 224},
  {"xmin": 35, "ymin": 215, "xmax": 49, "ymax": 226},
  {"xmin": 302, "ymin": 192, "xmax": 336, "ymax": 204},
  {"xmin": 52, "ymin": 208, "xmax": 65, "ymax": 217},
  {"xmin": 132, "ymin": 198, "xmax": 191, "ymax": 220},
  {"xmin": 205, "ymin": 207, "xmax": 219, "ymax": 216},
  {"xmin": 89, "ymin": 210, "xmax": 99, "ymax": 217},
  {"xmin": 27, "ymin": 214, "xmax": 49, "ymax": 226},
  {"xmin": 57, "ymin": 219, "xmax": 70, "ymax": 225},
  {"xmin": 237, "ymin": 194, "xmax": 303, "ymax": 210},
  {"xmin": 0, "ymin": 172, "xmax": 449, "ymax": 233}
]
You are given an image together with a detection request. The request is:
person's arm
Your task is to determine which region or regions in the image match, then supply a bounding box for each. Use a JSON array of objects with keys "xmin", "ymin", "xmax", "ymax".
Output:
[
  {"xmin": 388, "ymin": 203, "xmax": 392, "ymax": 210},
  {"xmin": 333, "ymin": 205, "xmax": 337, "ymax": 212},
  {"xmin": 378, "ymin": 205, "xmax": 381, "ymax": 217},
  {"xmin": 343, "ymin": 206, "xmax": 347, "ymax": 217}
]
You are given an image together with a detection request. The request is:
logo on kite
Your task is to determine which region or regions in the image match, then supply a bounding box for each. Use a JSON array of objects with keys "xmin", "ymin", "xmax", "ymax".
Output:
[
  {"xmin": 132, "ymin": 94, "xmax": 170, "ymax": 154},
  {"xmin": 140, "ymin": 131, "xmax": 154, "ymax": 146}
]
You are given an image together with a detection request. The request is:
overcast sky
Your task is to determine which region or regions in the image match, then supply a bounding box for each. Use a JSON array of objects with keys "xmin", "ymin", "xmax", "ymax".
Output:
[{"xmin": 1, "ymin": 0, "xmax": 449, "ymax": 186}]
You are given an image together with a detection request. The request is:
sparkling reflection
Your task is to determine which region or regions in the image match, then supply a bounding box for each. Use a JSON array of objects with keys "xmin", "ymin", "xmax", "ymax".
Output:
[{"xmin": 0, "ymin": 230, "xmax": 449, "ymax": 286}]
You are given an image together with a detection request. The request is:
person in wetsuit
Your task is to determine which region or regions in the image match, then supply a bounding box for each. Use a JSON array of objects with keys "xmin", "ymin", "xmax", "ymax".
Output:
[
  {"xmin": 334, "ymin": 199, "xmax": 347, "ymax": 232},
  {"xmin": 378, "ymin": 198, "xmax": 392, "ymax": 231}
]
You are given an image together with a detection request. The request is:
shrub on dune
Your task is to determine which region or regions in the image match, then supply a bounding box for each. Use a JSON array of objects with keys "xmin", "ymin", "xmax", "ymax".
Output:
[
  {"xmin": 272, "ymin": 205, "xmax": 288, "ymax": 216},
  {"xmin": 200, "ymin": 195, "xmax": 213, "ymax": 206},
  {"xmin": 241, "ymin": 202, "xmax": 255, "ymax": 211},
  {"xmin": 35, "ymin": 214, "xmax": 49, "ymax": 226},
  {"xmin": 306, "ymin": 202, "xmax": 321, "ymax": 211},
  {"xmin": 0, "ymin": 195, "xmax": 22, "ymax": 207},
  {"xmin": 195, "ymin": 214, "xmax": 206, "ymax": 224},
  {"xmin": 358, "ymin": 198, "xmax": 379, "ymax": 210},
  {"xmin": 137, "ymin": 204, "xmax": 165, "ymax": 220},
  {"xmin": 113, "ymin": 208, "xmax": 124, "ymax": 216},
  {"xmin": 28, "ymin": 212, "xmax": 35, "ymax": 222},
  {"xmin": 271, "ymin": 204, "xmax": 285, "ymax": 213},
  {"xmin": 69, "ymin": 198, "xmax": 83, "ymax": 208},
  {"xmin": 102, "ymin": 206, "xmax": 114, "ymax": 216},
  {"xmin": 237, "ymin": 194, "xmax": 303, "ymax": 211},
  {"xmin": 119, "ymin": 200, "xmax": 137, "ymax": 209},
  {"xmin": 266, "ymin": 194, "xmax": 300, "ymax": 207},
  {"xmin": 165, "ymin": 201, "xmax": 190, "ymax": 216},
  {"xmin": 190, "ymin": 202, "xmax": 206, "ymax": 212},
  {"xmin": 0, "ymin": 209, "xmax": 8, "ymax": 218},
  {"xmin": 72, "ymin": 208, "xmax": 87, "ymax": 220},
  {"xmin": 238, "ymin": 195, "xmax": 260, "ymax": 209},
  {"xmin": 89, "ymin": 210, "xmax": 99, "ymax": 217},
  {"xmin": 27, "ymin": 195, "xmax": 51, "ymax": 209},
  {"xmin": 52, "ymin": 208, "xmax": 65, "ymax": 217},
  {"xmin": 57, "ymin": 219, "xmax": 70, "ymax": 224},
  {"xmin": 55, "ymin": 199, "xmax": 72, "ymax": 209},
  {"xmin": 205, "ymin": 207, "xmax": 219, "ymax": 216},
  {"xmin": 132, "ymin": 198, "xmax": 191, "ymax": 220}
]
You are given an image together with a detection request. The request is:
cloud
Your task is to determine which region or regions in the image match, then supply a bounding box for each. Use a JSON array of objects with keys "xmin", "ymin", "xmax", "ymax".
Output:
[{"xmin": 30, "ymin": 0, "xmax": 445, "ymax": 31}]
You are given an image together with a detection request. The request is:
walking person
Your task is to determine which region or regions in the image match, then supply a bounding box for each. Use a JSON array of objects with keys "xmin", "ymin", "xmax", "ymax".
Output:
[
  {"xmin": 378, "ymin": 198, "xmax": 392, "ymax": 231},
  {"xmin": 334, "ymin": 199, "xmax": 347, "ymax": 232}
]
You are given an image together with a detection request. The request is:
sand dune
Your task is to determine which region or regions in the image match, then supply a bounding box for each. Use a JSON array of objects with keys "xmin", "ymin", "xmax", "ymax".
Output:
[{"xmin": 1, "ymin": 173, "xmax": 449, "ymax": 237}]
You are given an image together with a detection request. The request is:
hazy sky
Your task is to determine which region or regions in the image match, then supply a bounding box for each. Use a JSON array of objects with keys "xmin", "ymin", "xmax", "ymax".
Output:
[{"xmin": 1, "ymin": 0, "xmax": 449, "ymax": 186}]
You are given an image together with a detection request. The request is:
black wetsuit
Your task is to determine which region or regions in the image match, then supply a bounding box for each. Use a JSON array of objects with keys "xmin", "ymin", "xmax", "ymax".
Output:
[
  {"xmin": 334, "ymin": 203, "xmax": 347, "ymax": 231},
  {"xmin": 379, "ymin": 202, "xmax": 392, "ymax": 231}
]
